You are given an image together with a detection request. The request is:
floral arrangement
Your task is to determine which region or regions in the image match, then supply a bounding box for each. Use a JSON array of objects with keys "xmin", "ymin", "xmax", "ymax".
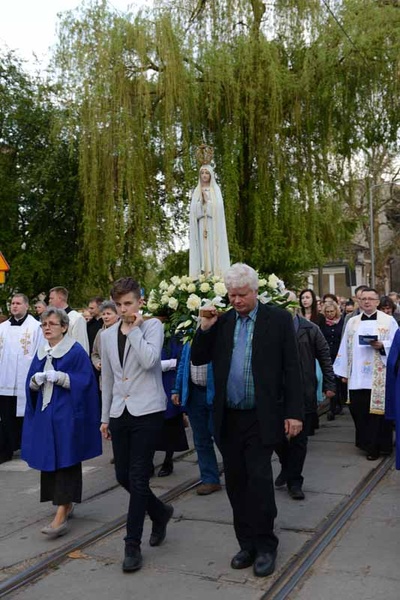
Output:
[{"xmin": 145, "ymin": 273, "xmax": 296, "ymax": 343}]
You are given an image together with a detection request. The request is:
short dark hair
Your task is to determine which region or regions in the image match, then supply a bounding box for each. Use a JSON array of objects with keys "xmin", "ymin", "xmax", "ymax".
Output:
[
  {"xmin": 355, "ymin": 285, "xmax": 368, "ymax": 295},
  {"xmin": 360, "ymin": 287, "xmax": 379, "ymax": 297},
  {"xmin": 110, "ymin": 278, "xmax": 141, "ymax": 301},
  {"xmin": 322, "ymin": 293, "xmax": 338, "ymax": 304},
  {"xmin": 88, "ymin": 296, "xmax": 104, "ymax": 306},
  {"xmin": 378, "ymin": 295, "xmax": 396, "ymax": 312}
]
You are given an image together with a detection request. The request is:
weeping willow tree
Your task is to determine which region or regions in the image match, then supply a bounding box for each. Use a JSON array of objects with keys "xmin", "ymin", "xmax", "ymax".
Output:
[{"xmin": 53, "ymin": 0, "xmax": 400, "ymax": 289}]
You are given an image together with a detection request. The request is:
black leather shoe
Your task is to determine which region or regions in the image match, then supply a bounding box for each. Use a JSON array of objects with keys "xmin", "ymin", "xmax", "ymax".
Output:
[
  {"xmin": 253, "ymin": 551, "xmax": 277, "ymax": 577},
  {"xmin": 230, "ymin": 549, "xmax": 255, "ymax": 569},
  {"xmin": 288, "ymin": 486, "xmax": 305, "ymax": 500},
  {"xmin": 0, "ymin": 454, "xmax": 13, "ymax": 465},
  {"xmin": 366, "ymin": 454, "xmax": 380, "ymax": 461},
  {"xmin": 149, "ymin": 504, "xmax": 174, "ymax": 546},
  {"xmin": 122, "ymin": 546, "xmax": 142, "ymax": 572},
  {"xmin": 158, "ymin": 462, "xmax": 173, "ymax": 477},
  {"xmin": 274, "ymin": 471, "xmax": 287, "ymax": 489}
]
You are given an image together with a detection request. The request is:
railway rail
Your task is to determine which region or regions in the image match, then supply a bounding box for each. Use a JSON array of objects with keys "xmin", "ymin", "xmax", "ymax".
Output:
[
  {"xmin": 0, "ymin": 454, "xmax": 394, "ymax": 599},
  {"xmin": 0, "ymin": 447, "xmax": 202, "ymax": 599},
  {"xmin": 0, "ymin": 406, "xmax": 392, "ymax": 599}
]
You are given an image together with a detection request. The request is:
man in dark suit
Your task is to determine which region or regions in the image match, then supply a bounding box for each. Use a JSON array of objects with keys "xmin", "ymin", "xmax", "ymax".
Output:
[
  {"xmin": 86, "ymin": 296, "xmax": 104, "ymax": 354},
  {"xmin": 191, "ymin": 263, "xmax": 303, "ymax": 578}
]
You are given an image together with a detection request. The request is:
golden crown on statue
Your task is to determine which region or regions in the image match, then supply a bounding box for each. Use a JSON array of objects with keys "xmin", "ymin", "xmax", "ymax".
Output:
[{"xmin": 196, "ymin": 144, "xmax": 214, "ymax": 165}]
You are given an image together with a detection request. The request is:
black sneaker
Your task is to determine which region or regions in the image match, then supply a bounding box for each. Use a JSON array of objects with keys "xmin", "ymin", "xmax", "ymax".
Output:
[
  {"xmin": 122, "ymin": 545, "xmax": 142, "ymax": 572},
  {"xmin": 274, "ymin": 471, "xmax": 287, "ymax": 489}
]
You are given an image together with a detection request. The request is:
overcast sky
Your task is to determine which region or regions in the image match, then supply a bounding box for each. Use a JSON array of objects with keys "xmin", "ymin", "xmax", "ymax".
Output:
[{"xmin": 0, "ymin": 0, "xmax": 149, "ymax": 71}]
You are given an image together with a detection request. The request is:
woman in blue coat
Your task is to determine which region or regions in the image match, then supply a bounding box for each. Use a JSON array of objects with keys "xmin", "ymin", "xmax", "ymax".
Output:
[
  {"xmin": 385, "ymin": 328, "xmax": 400, "ymax": 469},
  {"xmin": 22, "ymin": 307, "xmax": 102, "ymax": 538}
]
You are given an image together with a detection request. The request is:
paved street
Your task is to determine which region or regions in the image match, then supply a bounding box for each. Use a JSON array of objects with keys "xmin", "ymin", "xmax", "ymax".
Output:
[{"xmin": 1, "ymin": 413, "xmax": 399, "ymax": 599}]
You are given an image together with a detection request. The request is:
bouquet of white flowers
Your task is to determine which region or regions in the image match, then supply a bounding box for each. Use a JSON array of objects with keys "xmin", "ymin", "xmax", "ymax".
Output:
[{"xmin": 145, "ymin": 272, "xmax": 296, "ymax": 343}]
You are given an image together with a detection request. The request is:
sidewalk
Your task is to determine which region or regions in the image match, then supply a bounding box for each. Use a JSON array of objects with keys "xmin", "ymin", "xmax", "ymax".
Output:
[
  {"xmin": 6, "ymin": 411, "xmax": 396, "ymax": 600},
  {"xmin": 290, "ymin": 463, "xmax": 400, "ymax": 600}
]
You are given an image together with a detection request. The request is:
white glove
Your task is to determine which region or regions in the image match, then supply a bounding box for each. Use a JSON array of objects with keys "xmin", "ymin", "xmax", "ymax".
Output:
[
  {"xmin": 33, "ymin": 372, "xmax": 47, "ymax": 386},
  {"xmin": 45, "ymin": 370, "xmax": 61, "ymax": 384},
  {"xmin": 161, "ymin": 358, "xmax": 177, "ymax": 372}
]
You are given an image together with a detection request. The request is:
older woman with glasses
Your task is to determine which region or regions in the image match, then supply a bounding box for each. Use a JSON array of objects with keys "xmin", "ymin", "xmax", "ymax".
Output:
[{"xmin": 21, "ymin": 307, "xmax": 102, "ymax": 538}]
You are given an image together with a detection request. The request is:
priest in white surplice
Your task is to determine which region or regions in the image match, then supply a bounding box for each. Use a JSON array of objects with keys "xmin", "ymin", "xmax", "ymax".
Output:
[
  {"xmin": 48, "ymin": 286, "xmax": 89, "ymax": 354},
  {"xmin": 0, "ymin": 294, "xmax": 41, "ymax": 463},
  {"xmin": 334, "ymin": 287, "xmax": 398, "ymax": 460}
]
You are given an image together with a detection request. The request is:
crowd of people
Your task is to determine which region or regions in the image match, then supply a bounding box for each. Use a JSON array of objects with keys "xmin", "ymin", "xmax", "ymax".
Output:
[{"xmin": 1, "ymin": 273, "xmax": 400, "ymax": 578}]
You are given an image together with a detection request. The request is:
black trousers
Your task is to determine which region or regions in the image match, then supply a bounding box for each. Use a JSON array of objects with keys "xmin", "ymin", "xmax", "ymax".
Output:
[
  {"xmin": 349, "ymin": 389, "xmax": 393, "ymax": 457},
  {"xmin": 109, "ymin": 408, "xmax": 170, "ymax": 546},
  {"xmin": 40, "ymin": 463, "xmax": 82, "ymax": 505},
  {"xmin": 0, "ymin": 395, "xmax": 23, "ymax": 460},
  {"xmin": 274, "ymin": 414, "xmax": 313, "ymax": 489},
  {"xmin": 219, "ymin": 409, "xmax": 278, "ymax": 554}
]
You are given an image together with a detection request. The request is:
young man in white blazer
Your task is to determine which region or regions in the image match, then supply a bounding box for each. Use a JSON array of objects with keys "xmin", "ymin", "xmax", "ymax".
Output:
[{"xmin": 100, "ymin": 277, "xmax": 173, "ymax": 572}]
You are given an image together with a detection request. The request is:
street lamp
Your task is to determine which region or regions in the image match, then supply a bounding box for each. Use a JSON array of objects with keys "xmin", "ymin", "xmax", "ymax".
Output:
[{"xmin": 368, "ymin": 180, "xmax": 400, "ymax": 287}]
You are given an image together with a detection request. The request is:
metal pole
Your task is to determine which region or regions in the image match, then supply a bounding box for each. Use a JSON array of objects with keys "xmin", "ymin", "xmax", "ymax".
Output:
[{"xmin": 369, "ymin": 185, "xmax": 375, "ymax": 287}]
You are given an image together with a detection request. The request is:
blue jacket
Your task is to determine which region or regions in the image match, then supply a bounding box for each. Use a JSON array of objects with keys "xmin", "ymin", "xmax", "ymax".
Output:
[
  {"xmin": 162, "ymin": 338, "xmax": 185, "ymax": 419},
  {"xmin": 385, "ymin": 329, "xmax": 400, "ymax": 469},
  {"xmin": 171, "ymin": 342, "xmax": 215, "ymax": 407},
  {"xmin": 22, "ymin": 342, "xmax": 102, "ymax": 471}
]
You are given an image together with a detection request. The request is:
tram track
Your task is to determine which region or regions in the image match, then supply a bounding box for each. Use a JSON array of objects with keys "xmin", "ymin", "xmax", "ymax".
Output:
[
  {"xmin": 0, "ymin": 470, "xmax": 204, "ymax": 598},
  {"xmin": 261, "ymin": 453, "xmax": 395, "ymax": 600},
  {"xmin": 1, "ymin": 407, "xmax": 389, "ymax": 600},
  {"xmin": 0, "ymin": 447, "xmax": 201, "ymax": 599}
]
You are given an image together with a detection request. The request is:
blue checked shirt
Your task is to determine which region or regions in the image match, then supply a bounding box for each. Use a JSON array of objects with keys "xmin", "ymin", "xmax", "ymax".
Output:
[{"xmin": 226, "ymin": 303, "xmax": 259, "ymax": 410}]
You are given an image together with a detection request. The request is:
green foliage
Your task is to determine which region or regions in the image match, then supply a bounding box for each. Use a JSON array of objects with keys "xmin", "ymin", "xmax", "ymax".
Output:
[
  {"xmin": 0, "ymin": 52, "xmax": 84, "ymax": 309},
  {"xmin": 2, "ymin": 0, "xmax": 400, "ymax": 307},
  {"xmin": 52, "ymin": 0, "xmax": 400, "ymax": 288}
]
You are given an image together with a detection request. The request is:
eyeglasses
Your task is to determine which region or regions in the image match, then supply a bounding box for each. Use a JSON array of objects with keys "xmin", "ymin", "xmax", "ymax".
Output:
[{"xmin": 40, "ymin": 321, "xmax": 63, "ymax": 328}]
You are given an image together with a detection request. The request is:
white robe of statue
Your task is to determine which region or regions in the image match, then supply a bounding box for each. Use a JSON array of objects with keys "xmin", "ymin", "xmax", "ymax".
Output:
[{"xmin": 189, "ymin": 164, "xmax": 230, "ymax": 279}]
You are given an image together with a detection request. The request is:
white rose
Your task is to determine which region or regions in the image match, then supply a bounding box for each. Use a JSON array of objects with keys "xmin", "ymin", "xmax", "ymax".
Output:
[
  {"xmin": 268, "ymin": 274, "xmax": 280, "ymax": 289},
  {"xmin": 167, "ymin": 284, "xmax": 176, "ymax": 295},
  {"xmin": 187, "ymin": 294, "xmax": 201, "ymax": 311},
  {"xmin": 159, "ymin": 280, "xmax": 169, "ymax": 291},
  {"xmin": 213, "ymin": 282, "xmax": 227, "ymax": 296},
  {"xmin": 200, "ymin": 282, "xmax": 210, "ymax": 293},
  {"xmin": 258, "ymin": 278, "xmax": 267, "ymax": 287},
  {"xmin": 179, "ymin": 283, "xmax": 187, "ymax": 291},
  {"xmin": 198, "ymin": 274, "xmax": 206, "ymax": 282},
  {"xmin": 180, "ymin": 275, "xmax": 189, "ymax": 284},
  {"xmin": 147, "ymin": 300, "xmax": 159, "ymax": 312},
  {"xmin": 187, "ymin": 283, "xmax": 196, "ymax": 293},
  {"xmin": 161, "ymin": 294, "xmax": 169, "ymax": 305},
  {"xmin": 168, "ymin": 297, "xmax": 179, "ymax": 310},
  {"xmin": 170, "ymin": 276, "xmax": 181, "ymax": 286}
]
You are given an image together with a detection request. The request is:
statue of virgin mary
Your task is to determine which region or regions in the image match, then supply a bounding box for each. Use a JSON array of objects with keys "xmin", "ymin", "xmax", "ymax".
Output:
[{"xmin": 189, "ymin": 163, "xmax": 230, "ymax": 279}]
